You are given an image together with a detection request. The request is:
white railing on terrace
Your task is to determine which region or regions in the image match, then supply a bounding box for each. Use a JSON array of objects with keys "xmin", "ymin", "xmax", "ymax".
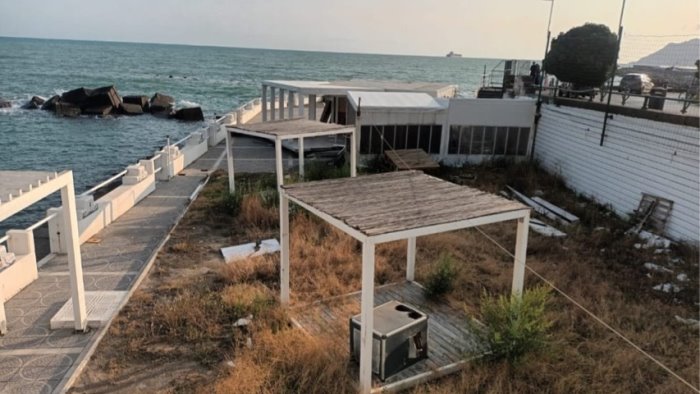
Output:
[{"xmin": 1, "ymin": 96, "xmax": 261, "ymax": 252}]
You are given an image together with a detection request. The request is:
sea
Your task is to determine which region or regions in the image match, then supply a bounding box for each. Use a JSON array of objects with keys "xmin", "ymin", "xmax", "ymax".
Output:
[{"xmin": 0, "ymin": 36, "xmax": 502, "ymax": 230}]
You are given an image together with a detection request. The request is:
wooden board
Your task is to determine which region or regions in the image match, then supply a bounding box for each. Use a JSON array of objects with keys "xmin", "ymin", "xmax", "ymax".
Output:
[
  {"xmin": 385, "ymin": 149, "xmax": 440, "ymax": 171},
  {"xmin": 283, "ymin": 171, "xmax": 529, "ymax": 237},
  {"xmin": 290, "ymin": 281, "xmax": 486, "ymax": 389}
]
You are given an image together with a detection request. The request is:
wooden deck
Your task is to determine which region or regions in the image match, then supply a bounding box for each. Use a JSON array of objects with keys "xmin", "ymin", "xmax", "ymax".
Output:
[
  {"xmin": 385, "ymin": 149, "xmax": 440, "ymax": 171},
  {"xmin": 290, "ymin": 281, "xmax": 486, "ymax": 392}
]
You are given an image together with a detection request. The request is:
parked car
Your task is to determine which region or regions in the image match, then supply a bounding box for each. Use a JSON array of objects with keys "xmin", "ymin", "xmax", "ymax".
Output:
[
  {"xmin": 558, "ymin": 82, "xmax": 596, "ymax": 99},
  {"xmin": 618, "ymin": 73, "xmax": 654, "ymax": 94}
]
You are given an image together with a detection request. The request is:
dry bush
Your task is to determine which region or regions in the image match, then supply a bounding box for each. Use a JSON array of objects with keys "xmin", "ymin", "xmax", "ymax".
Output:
[
  {"xmin": 213, "ymin": 329, "xmax": 355, "ymax": 394},
  {"xmin": 220, "ymin": 282, "xmax": 275, "ymax": 316},
  {"xmin": 240, "ymin": 194, "xmax": 278, "ymax": 230}
]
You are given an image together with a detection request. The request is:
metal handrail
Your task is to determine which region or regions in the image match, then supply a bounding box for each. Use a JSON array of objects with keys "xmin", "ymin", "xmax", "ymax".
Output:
[
  {"xmin": 173, "ymin": 134, "xmax": 193, "ymax": 147},
  {"xmin": 0, "ymin": 235, "xmax": 7, "ymax": 244},
  {"xmin": 79, "ymin": 170, "xmax": 128, "ymax": 197}
]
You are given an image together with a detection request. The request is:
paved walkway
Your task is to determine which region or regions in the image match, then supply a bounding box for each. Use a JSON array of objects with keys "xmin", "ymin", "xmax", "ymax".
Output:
[
  {"xmin": 0, "ymin": 126, "xmax": 332, "ymax": 393},
  {"xmin": 0, "ymin": 143, "xmax": 227, "ymax": 393}
]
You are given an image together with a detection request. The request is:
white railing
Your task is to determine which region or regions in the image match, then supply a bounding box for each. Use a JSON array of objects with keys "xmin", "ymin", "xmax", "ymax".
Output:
[
  {"xmin": 79, "ymin": 170, "xmax": 128, "ymax": 197},
  {"xmin": 2, "ymin": 96, "xmax": 263, "ymax": 256}
]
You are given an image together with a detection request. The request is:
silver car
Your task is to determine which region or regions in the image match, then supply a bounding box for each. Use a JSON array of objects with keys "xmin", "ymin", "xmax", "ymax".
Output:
[{"xmin": 619, "ymin": 73, "xmax": 654, "ymax": 94}]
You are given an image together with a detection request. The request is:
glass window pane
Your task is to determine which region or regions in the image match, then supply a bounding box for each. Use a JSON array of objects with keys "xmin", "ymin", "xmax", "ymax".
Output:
[
  {"xmin": 360, "ymin": 126, "xmax": 371, "ymax": 154},
  {"xmin": 517, "ymin": 127, "xmax": 531, "ymax": 155},
  {"xmin": 419, "ymin": 125, "xmax": 431, "ymax": 152},
  {"xmin": 459, "ymin": 126, "xmax": 471, "ymax": 155},
  {"xmin": 494, "ymin": 126, "xmax": 508, "ymax": 155},
  {"xmin": 370, "ymin": 125, "xmax": 383, "ymax": 154},
  {"xmin": 483, "ymin": 126, "xmax": 495, "ymax": 155},
  {"xmin": 395, "ymin": 125, "xmax": 407, "ymax": 149},
  {"xmin": 407, "ymin": 126, "xmax": 419, "ymax": 149},
  {"xmin": 470, "ymin": 126, "xmax": 483, "ymax": 155},
  {"xmin": 448, "ymin": 125, "xmax": 460, "ymax": 154},
  {"xmin": 383, "ymin": 125, "xmax": 395, "ymax": 151},
  {"xmin": 506, "ymin": 127, "xmax": 520, "ymax": 155},
  {"xmin": 430, "ymin": 125, "xmax": 442, "ymax": 154}
]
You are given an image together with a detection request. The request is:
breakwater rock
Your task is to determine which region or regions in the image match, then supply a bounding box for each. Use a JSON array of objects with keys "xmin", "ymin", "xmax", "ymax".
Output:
[{"xmin": 30, "ymin": 86, "xmax": 204, "ymax": 121}]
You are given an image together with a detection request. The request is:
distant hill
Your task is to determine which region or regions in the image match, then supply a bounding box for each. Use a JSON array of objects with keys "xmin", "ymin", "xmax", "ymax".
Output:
[{"xmin": 633, "ymin": 38, "xmax": 699, "ymax": 68}]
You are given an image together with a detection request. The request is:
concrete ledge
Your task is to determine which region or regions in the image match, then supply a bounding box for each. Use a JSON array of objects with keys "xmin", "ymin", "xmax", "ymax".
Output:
[{"xmin": 50, "ymin": 291, "xmax": 128, "ymax": 329}]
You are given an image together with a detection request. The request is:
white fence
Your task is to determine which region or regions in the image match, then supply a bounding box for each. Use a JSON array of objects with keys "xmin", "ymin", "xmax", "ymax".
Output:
[{"xmin": 535, "ymin": 104, "xmax": 700, "ymax": 242}]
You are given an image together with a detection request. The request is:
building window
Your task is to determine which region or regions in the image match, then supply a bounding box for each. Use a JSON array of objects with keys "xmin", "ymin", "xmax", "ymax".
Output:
[
  {"xmin": 359, "ymin": 124, "xmax": 442, "ymax": 155},
  {"xmin": 448, "ymin": 125, "xmax": 530, "ymax": 156}
]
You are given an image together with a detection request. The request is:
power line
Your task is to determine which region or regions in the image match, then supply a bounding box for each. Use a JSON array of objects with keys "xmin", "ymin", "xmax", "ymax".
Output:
[{"xmin": 473, "ymin": 226, "xmax": 700, "ymax": 393}]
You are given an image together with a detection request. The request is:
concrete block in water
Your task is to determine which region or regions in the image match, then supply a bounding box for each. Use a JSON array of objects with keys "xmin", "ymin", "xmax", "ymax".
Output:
[
  {"xmin": 83, "ymin": 105, "xmax": 113, "ymax": 116},
  {"xmin": 174, "ymin": 106, "xmax": 204, "ymax": 121},
  {"xmin": 119, "ymin": 102, "xmax": 144, "ymax": 115},
  {"xmin": 55, "ymin": 102, "xmax": 81, "ymax": 117},
  {"xmin": 150, "ymin": 92, "xmax": 174, "ymax": 114}
]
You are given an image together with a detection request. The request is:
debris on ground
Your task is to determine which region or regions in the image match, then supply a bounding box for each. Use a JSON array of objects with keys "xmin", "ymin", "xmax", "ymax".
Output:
[
  {"xmin": 529, "ymin": 218, "xmax": 566, "ymax": 238},
  {"xmin": 506, "ymin": 186, "xmax": 579, "ymax": 225},
  {"xmin": 234, "ymin": 315, "xmax": 253, "ymax": 327},
  {"xmin": 674, "ymin": 315, "xmax": 700, "ymax": 329},
  {"xmin": 653, "ymin": 283, "xmax": 681, "ymax": 293},
  {"xmin": 221, "ymin": 239, "xmax": 280, "ymax": 263},
  {"xmin": 676, "ymin": 273, "xmax": 688, "ymax": 282},
  {"xmin": 643, "ymin": 262, "xmax": 673, "ymax": 273},
  {"xmin": 635, "ymin": 230, "xmax": 672, "ymax": 249}
]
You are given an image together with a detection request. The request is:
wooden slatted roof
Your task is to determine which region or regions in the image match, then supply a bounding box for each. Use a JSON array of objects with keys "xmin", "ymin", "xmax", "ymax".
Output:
[
  {"xmin": 227, "ymin": 118, "xmax": 354, "ymax": 140},
  {"xmin": 281, "ymin": 170, "xmax": 529, "ymax": 240}
]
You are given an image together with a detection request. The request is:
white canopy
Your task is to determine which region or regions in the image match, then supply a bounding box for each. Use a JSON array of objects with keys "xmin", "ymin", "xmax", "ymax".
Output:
[{"xmin": 347, "ymin": 91, "xmax": 448, "ymax": 113}]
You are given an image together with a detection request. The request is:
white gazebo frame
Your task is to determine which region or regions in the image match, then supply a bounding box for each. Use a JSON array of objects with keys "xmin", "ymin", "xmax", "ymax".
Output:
[
  {"xmin": 278, "ymin": 171, "xmax": 531, "ymax": 393},
  {"xmin": 0, "ymin": 170, "xmax": 87, "ymax": 334},
  {"xmin": 225, "ymin": 118, "xmax": 357, "ymax": 192}
]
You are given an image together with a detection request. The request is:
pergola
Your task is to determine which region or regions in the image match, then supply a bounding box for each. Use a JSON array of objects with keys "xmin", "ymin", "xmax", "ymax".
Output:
[
  {"xmin": 279, "ymin": 170, "xmax": 531, "ymax": 393},
  {"xmin": 225, "ymin": 118, "xmax": 357, "ymax": 191},
  {"xmin": 0, "ymin": 170, "xmax": 87, "ymax": 334}
]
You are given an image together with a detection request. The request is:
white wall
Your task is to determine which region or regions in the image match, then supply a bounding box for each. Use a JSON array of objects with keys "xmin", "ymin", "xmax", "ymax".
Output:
[
  {"xmin": 447, "ymin": 98, "xmax": 536, "ymax": 127},
  {"xmin": 535, "ymin": 104, "xmax": 700, "ymax": 242}
]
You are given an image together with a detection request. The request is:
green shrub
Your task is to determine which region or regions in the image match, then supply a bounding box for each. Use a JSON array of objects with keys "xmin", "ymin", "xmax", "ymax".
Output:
[
  {"xmin": 423, "ymin": 254, "xmax": 457, "ymax": 299},
  {"xmin": 477, "ymin": 285, "xmax": 553, "ymax": 364},
  {"xmin": 304, "ymin": 161, "xmax": 349, "ymax": 181}
]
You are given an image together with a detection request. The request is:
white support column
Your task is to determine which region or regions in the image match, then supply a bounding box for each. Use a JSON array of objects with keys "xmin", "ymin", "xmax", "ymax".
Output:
[
  {"xmin": 512, "ymin": 212, "xmax": 530, "ymax": 296},
  {"xmin": 225, "ymin": 130, "xmax": 235, "ymax": 193},
  {"xmin": 298, "ymin": 93, "xmax": 306, "ymax": 118},
  {"xmin": 60, "ymin": 173, "xmax": 87, "ymax": 331},
  {"xmin": 359, "ymin": 241, "xmax": 376, "ymax": 394},
  {"xmin": 280, "ymin": 194, "xmax": 290, "ymax": 305},
  {"xmin": 350, "ymin": 131, "xmax": 357, "ymax": 177},
  {"xmin": 298, "ymin": 137, "xmax": 305, "ymax": 179},
  {"xmin": 279, "ymin": 89, "xmax": 285, "ymax": 120},
  {"xmin": 288, "ymin": 91, "xmax": 295, "ymax": 119},
  {"xmin": 262, "ymin": 84, "xmax": 268, "ymax": 122},
  {"xmin": 406, "ymin": 237, "xmax": 416, "ymax": 281},
  {"xmin": 308, "ymin": 94, "xmax": 317, "ymax": 120},
  {"xmin": 0, "ymin": 298, "xmax": 6, "ymax": 335},
  {"xmin": 275, "ymin": 138, "xmax": 284, "ymax": 188},
  {"xmin": 270, "ymin": 87, "xmax": 277, "ymax": 121}
]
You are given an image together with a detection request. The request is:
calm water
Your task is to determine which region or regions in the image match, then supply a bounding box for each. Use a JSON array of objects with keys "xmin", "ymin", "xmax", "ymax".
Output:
[{"xmin": 0, "ymin": 37, "xmax": 500, "ymax": 229}]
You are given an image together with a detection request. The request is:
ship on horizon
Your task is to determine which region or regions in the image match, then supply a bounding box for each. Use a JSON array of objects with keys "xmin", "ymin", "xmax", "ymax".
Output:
[{"xmin": 446, "ymin": 51, "xmax": 462, "ymax": 58}]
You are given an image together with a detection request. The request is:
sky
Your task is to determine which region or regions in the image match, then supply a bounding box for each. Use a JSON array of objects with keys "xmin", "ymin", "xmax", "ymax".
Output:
[{"xmin": 0, "ymin": 0, "xmax": 698, "ymax": 59}]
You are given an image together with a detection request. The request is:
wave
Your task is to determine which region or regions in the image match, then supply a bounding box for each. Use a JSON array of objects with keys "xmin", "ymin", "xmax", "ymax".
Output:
[{"xmin": 178, "ymin": 99, "xmax": 200, "ymax": 108}]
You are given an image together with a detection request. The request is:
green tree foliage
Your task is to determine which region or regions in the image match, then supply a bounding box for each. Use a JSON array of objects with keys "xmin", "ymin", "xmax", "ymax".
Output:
[{"xmin": 543, "ymin": 23, "xmax": 618, "ymax": 87}]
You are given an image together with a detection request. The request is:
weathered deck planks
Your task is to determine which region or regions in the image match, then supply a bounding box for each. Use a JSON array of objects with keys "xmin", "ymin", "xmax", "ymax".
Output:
[
  {"xmin": 290, "ymin": 281, "xmax": 486, "ymax": 390},
  {"xmin": 385, "ymin": 149, "xmax": 440, "ymax": 171},
  {"xmin": 282, "ymin": 171, "xmax": 529, "ymax": 237}
]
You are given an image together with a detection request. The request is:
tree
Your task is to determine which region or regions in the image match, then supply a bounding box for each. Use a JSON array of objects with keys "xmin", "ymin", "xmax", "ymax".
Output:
[{"xmin": 543, "ymin": 23, "xmax": 618, "ymax": 87}]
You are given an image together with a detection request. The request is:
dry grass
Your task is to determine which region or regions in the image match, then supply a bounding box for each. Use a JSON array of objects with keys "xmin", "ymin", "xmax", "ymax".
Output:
[
  {"xmin": 74, "ymin": 165, "xmax": 699, "ymax": 393},
  {"xmin": 210, "ymin": 329, "xmax": 356, "ymax": 394}
]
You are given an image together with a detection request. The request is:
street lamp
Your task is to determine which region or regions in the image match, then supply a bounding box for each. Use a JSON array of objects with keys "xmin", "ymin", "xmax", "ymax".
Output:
[{"xmin": 537, "ymin": 0, "xmax": 555, "ymax": 105}]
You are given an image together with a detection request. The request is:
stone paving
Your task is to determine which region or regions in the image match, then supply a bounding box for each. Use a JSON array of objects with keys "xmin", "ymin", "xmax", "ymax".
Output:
[
  {"xmin": 0, "ymin": 128, "xmax": 330, "ymax": 393},
  {"xmin": 0, "ymin": 144, "xmax": 224, "ymax": 393}
]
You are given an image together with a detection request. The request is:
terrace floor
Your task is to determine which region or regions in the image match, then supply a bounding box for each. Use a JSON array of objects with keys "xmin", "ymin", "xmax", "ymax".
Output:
[{"xmin": 290, "ymin": 281, "xmax": 486, "ymax": 392}]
